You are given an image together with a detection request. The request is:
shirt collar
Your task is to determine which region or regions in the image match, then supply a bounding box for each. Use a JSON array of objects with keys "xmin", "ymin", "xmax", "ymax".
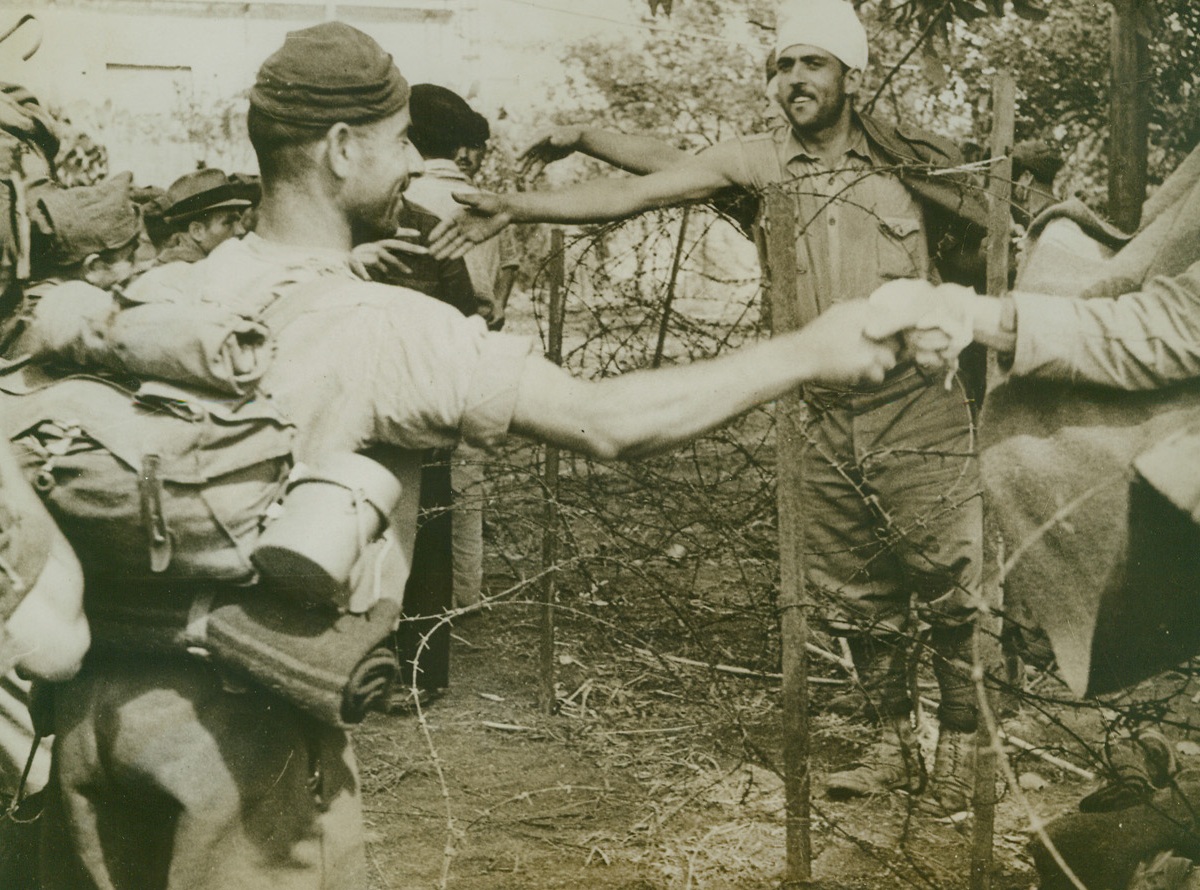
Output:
[
  {"xmin": 419, "ymin": 158, "xmax": 473, "ymax": 182},
  {"xmin": 778, "ymin": 123, "xmax": 871, "ymax": 165},
  {"xmin": 239, "ymin": 232, "xmax": 359, "ymax": 278}
]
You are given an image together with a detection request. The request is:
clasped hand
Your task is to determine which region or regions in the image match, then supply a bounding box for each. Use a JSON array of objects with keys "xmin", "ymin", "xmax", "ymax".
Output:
[{"xmin": 862, "ymin": 279, "xmax": 975, "ymax": 385}]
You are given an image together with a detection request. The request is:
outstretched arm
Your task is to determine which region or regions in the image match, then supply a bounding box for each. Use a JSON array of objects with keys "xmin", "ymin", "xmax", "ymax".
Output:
[
  {"xmin": 509, "ymin": 300, "xmax": 905, "ymax": 461},
  {"xmin": 430, "ymin": 141, "xmax": 745, "ymax": 260},
  {"xmin": 519, "ymin": 125, "xmax": 693, "ymax": 180}
]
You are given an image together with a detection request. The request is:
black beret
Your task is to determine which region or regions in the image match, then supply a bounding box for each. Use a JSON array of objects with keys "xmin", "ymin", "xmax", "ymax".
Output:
[
  {"xmin": 250, "ymin": 22, "xmax": 410, "ymax": 128},
  {"xmin": 408, "ymin": 84, "xmax": 475, "ymax": 156}
]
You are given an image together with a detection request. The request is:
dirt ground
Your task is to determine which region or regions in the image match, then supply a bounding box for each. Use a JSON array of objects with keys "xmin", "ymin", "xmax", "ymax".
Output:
[{"xmin": 354, "ymin": 603, "xmax": 1130, "ymax": 890}]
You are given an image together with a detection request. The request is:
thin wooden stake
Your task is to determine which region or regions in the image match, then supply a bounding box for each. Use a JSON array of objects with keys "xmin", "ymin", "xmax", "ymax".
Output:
[
  {"xmin": 764, "ymin": 188, "xmax": 812, "ymax": 885},
  {"xmin": 539, "ymin": 228, "xmax": 565, "ymax": 715},
  {"xmin": 651, "ymin": 207, "xmax": 690, "ymax": 369},
  {"xmin": 972, "ymin": 69, "xmax": 1016, "ymax": 890}
]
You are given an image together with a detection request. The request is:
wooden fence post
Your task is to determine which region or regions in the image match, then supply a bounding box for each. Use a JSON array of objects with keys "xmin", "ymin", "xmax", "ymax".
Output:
[
  {"xmin": 971, "ymin": 70, "xmax": 1015, "ymax": 890},
  {"xmin": 764, "ymin": 188, "xmax": 812, "ymax": 885},
  {"xmin": 1109, "ymin": 0, "xmax": 1150, "ymax": 233},
  {"xmin": 539, "ymin": 228, "xmax": 566, "ymax": 715}
]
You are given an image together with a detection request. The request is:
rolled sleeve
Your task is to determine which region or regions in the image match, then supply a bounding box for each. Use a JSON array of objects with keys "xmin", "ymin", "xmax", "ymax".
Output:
[
  {"xmin": 364, "ymin": 292, "xmax": 535, "ymax": 450},
  {"xmin": 1011, "ymin": 260, "xmax": 1200, "ymax": 389},
  {"xmin": 460, "ymin": 333, "xmax": 536, "ymax": 449}
]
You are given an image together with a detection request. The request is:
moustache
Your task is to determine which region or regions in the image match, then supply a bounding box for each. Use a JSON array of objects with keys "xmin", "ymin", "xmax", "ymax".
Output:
[{"xmin": 788, "ymin": 90, "xmax": 818, "ymax": 103}]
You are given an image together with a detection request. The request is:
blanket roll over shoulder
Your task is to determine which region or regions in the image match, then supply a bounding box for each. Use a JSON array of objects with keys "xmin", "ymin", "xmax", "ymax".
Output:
[{"xmin": 21, "ymin": 283, "xmax": 272, "ymax": 395}]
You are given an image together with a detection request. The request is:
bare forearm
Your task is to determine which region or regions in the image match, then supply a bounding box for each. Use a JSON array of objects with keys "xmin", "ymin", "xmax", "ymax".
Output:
[
  {"xmin": 576, "ymin": 128, "xmax": 691, "ymax": 176},
  {"xmin": 971, "ymin": 295, "xmax": 1016, "ymax": 353},
  {"xmin": 512, "ymin": 332, "xmax": 825, "ymax": 462},
  {"xmin": 503, "ymin": 177, "xmax": 690, "ymax": 224}
]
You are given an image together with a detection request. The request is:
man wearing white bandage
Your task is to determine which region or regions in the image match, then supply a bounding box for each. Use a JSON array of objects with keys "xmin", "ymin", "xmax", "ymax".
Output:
[{"xmin": 429, "ymin": 0, "xmax": 991, "ymax": 813}]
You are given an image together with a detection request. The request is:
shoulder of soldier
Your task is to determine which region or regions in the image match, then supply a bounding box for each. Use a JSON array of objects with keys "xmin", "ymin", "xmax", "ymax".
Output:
[{"xmin": 858, "ymin": 111, "xmax": 964, "ymax": 169}]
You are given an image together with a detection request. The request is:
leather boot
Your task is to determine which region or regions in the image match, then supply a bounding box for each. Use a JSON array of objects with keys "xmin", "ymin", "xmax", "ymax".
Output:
[
  {"xmin": 826, "ymin": 715, "xmax": 926, "ymax": 799},
  {"xmin": 926, "ymin": 726, "xmax": 976, "ymax": 814}
]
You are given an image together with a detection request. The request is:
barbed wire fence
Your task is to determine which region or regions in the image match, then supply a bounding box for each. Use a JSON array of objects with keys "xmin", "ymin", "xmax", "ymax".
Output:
[{"xmin": 374, "ymin": 147, "xmax": 1200, "ymax": 889}]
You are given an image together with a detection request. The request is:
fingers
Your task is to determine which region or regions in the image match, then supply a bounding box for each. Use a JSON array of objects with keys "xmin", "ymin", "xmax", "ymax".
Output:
[
  {"xmin": 375, "ymin": 237, "xmax": 428, "ymax": 256},
  {"xmin": 520, "ymin": 157, "xmax": 547, "ymax": 182},
  {"xmin": 428, "ymin": 223, "xmax": 471, "ymax": 261},
  {"xmin": 863, "ymin": 279, "xmax": 939, "ymax": 340},
  {"xmin": 451, "ymin": 190, "xmax": 485, "ymax": 209}
]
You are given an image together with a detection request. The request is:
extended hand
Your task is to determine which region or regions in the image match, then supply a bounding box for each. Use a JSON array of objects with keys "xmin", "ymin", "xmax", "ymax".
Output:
[
  {"xmin": 428, "ymin": 192, "xmax": 512, "ymax": 260},
  {"xmin": 517, "ymin": 126, "xmax": 584, "ymax": 181},
  {"xmin": 801, "ymin": 301, "xmax": 903, "ymax": 388},
  {"xmin": 350, "ymin": 229, "xmax": 428, "ymax": 281}
]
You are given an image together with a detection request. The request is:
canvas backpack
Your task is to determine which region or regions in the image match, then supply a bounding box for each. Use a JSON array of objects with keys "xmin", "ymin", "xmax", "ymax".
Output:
[{"xmin": 0, "ymin": 281, "xmax": 297, "ymax": 590}]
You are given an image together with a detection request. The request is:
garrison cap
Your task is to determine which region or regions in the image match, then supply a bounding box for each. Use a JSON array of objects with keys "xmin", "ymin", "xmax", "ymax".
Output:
[
  {"xmin": 162, "ymin": 168, "xmax": 255, "ymax": 224},
  {"xmin": 250, "ymin": 21, "xmax": 411, "ymax": 128},
  {"xmin": 36, "ymin": 171, "xmax": 140, "ymax": 266}
]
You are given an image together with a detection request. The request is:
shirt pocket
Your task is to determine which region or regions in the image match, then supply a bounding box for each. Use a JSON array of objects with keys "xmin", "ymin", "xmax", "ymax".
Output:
[{"xmin": 877, "ymin": 216, "xmax": 924, "ymax": 281}]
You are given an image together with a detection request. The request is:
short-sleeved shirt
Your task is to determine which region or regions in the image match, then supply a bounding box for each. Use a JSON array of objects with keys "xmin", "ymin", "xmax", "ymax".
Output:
[
  {"xmin": 735, "ymin": 125, "xmax": 933, "ymax": 327},
  {"xmin": 125, "ymin": 233, "xmax": 536, "ymax": 589},
  {"xmin": 404, "ymin": 159, "xmax": 519, "ymax": 328}
]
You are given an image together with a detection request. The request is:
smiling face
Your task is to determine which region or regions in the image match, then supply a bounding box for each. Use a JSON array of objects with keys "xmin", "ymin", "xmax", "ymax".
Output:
[
  {"xmin": 773, "ymin": 44, "xmax": 861, "ymax": 138},
  {"xmin": 339, "ymin": 106, "xmax": 426, "ymax": 244}
]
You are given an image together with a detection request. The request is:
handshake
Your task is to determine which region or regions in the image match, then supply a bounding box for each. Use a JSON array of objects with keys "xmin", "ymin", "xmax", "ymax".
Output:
[{"xmin": 862, "ymin": 279, "xmax": 978, "ymax": 387}]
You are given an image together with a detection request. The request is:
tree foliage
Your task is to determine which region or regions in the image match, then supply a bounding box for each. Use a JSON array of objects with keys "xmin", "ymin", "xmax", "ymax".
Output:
[
  {"xmin": 646, "ymin": 0, "xmax": 1049, "ymax": 27},
  {"xmin": 555, "ymin": 0, "xmax": 774, "ymax": 150},
  {"xmin": 599, "ymin": 0, "xmax": 1198, "ymax": 210}
]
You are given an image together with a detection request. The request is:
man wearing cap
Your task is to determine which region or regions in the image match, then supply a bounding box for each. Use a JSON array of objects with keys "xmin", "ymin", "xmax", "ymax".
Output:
[
  {"xmin": 431, "ymin": 0, "xmax": 990, "ymax": 813},
  {"xmin": 154, "ymin": 167, "xmax": 256, "ymax": 265},
  {"xmin": 404, "ymin": 84, "xmax": 517, "ymax": 330},
  {"xmin": 0, "ymin": 173, "xmax": 143, "ymax": 355},
  {"xmin": 34, "ymin": 21, "xmax": 929, "ymax": 890}
]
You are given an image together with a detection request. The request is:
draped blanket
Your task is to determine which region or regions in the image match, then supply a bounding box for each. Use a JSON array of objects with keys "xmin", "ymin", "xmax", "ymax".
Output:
[{"xmin": 980, "ymin": 145, "xmax": 1200, "ymax": 696}]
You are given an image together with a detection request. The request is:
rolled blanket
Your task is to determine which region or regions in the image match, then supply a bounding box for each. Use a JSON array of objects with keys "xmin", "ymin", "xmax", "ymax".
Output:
[
  {"xmin": 86, "ymin": 586, "xmax": 402, "ymax": 728},
  {"xmin": 20, "ymin": 283, "xmax": 271, "ymax": 395}
]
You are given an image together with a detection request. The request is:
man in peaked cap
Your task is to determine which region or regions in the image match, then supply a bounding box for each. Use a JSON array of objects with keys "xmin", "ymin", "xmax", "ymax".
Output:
[
  {"xmin": 154, "ymin": 167, "xmax": 256, "ymax": 265},
  {"xmin": 431, "ymin": 0, "xmax": 991, "ymax": 815},
  {"xmin": 35, "ymin": 20, "xmax": 928, "ymax": 890}
]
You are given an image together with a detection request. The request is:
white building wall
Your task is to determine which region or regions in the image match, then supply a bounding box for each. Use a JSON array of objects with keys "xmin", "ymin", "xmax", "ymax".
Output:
[{"xmin": 1, "ymin": 0, "xmax": 471, "ymax": 184}]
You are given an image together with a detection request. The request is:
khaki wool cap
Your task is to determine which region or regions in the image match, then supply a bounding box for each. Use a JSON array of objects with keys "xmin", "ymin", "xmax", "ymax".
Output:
[
  {"xmin": 250, "ymin": 21, "xmax": 411, "ymax": 127},
  {"xmin": 36, "ymin": 171, "xmax": 141, "ymax": 266}
]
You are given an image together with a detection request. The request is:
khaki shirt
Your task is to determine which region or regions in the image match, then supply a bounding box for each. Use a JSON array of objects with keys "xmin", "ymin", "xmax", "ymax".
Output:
[
  {"xmin": 404, "ymin": 159, "xmax": 519, "ymax": 329},
  {"xmin": 126, "ymin": 234, "xmax": 536, "ymax": 593},
  {"xmin": 735, "ymin": 125, "xmax": 933, "ymax": 326}
]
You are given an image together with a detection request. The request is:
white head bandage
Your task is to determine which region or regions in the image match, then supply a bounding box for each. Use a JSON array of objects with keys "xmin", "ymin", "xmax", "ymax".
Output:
[{"xmin": 774, "ymin": 0, "xmax": 869, "ymax": 72}]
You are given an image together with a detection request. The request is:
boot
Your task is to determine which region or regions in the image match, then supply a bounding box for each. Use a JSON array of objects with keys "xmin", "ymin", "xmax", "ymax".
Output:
[
  {"xmin": 826, "ymin": 715, "xmax": 926, "ymax": 799},
  {"xmin": 925, "ymin": 726, "xmax": 976, "ymax": 815}
]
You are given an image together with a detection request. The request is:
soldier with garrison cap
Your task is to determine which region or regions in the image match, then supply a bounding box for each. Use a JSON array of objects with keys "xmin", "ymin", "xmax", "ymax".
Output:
[
  {"xmin": 36, "ymin": 21, "xmax": 926, "ymax": 889},
  {"xmin": 0, "ymin": 173, "xmax": 142, "ymax": 355}
]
